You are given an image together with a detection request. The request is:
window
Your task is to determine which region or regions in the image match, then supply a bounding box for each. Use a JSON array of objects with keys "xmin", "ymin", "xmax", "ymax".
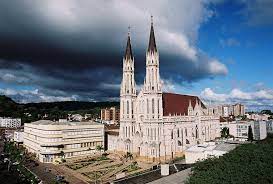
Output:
[
  {"xmin": 127, "ymin": 101, "xmax": 129, "ymax": 115},
  {"xmin": 178, "ymin": 141, "xmax": 182, "ymax": 146},
  {"xmin": 147, "ymin": 99, "xmax": 149, "ymax": 114},
  {"xmin": 158, "ymin": 99, "xmax": 160, "ymax": 114},
  {"xmin": 132, "ymin": 102, "xmax": 134, "ymax": 116},
  {"xmin": 177, "ymin": 129, "xmax": 180, "ymax": 138},
  {"xmin": 195, "ymin": 125, "xmax": 198, "ymax": 139},
  {"xmin": 171, "ymin": 130, "xmax": 173, "ymax": 139},
  {"xmin": 123, "ymin": 101, "xmax": 125, "ymax": 115},
  {"xmin": 152, "ymin": 98, "xmax": 155, "ymax": 114}
]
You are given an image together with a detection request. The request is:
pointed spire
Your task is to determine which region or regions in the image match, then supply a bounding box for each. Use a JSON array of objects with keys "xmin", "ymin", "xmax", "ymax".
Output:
[
  {"xmin": 124, "ymin": 26, "xmax": 133, "ymax": 60},
  {"xmin": 189, "ymin": 100, "xmax": 193, "ymax": 108},
  {"xmin": 148, "ymin": 15, "xmax": 157, "ymax": 53}
]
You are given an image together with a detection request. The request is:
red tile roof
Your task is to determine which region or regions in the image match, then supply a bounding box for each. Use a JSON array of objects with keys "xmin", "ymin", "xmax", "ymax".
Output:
[{"xmin": 162, "ymin": 93, "xmax": 206, "ymax": 116}]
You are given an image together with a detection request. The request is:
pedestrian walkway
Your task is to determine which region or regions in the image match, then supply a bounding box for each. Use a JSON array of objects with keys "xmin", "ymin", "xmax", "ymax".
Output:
[{"xmin": 148, "ymin": 168, "xmax": 191, "ymax": 184}]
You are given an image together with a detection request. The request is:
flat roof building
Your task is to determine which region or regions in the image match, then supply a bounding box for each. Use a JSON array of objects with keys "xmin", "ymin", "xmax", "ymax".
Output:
[
  {"xmin": 0, "ymin": 117, "xmax": 21, "ymax": 128},
  {"xmin": 185, "ymin": 142, "xmax": 237, "ymax": 164},
  {"xmin": 23, "ymin": 120, "xmax": 104, "ymax": 163}
]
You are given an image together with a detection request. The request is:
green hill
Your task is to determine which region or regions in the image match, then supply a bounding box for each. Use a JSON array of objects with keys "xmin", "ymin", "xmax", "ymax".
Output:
[{"xmin": 0, "ymin": 95, "xmax": 119, "ymax": 124}]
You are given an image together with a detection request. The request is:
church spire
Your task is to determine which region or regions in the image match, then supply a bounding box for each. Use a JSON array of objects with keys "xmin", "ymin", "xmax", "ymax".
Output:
[
  {"xmin": 148, "ymin": 16, "xmax": 157, "ymax": 53},
  {"xmin": 124, "ymin": 26, "xmax": 133, "ymax": 60}
]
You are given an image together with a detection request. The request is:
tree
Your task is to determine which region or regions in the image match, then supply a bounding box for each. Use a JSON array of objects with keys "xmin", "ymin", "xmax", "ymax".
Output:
[
  {"xmin": 220, "ymin": 127, "xmax": 230, "ymax": 138},
  {"xmin": 96, "ymin": 145, "xmax": 104, "ymax": 154},
  {"xmin": 248, "ymin": 125, "xmax": 254, "ymax": 142},
  {"xmin": 60, "ymin": 151, "xmax": 65, "ymax": 158},
  {"xmin": 123, "ymin": 152, "xmax": 133, "ymax": 161}
]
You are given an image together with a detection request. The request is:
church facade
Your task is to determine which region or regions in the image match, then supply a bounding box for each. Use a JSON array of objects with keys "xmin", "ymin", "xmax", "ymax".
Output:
[{"xmin": 116, "ymin": 19, "xmax": 220, "ymax": 162}]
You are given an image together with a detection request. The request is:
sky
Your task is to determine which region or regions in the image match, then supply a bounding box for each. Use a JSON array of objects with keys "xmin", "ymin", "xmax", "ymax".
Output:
[{"xmin": 0, "ymin": 0, "xmax": 272, "ymax": 111}]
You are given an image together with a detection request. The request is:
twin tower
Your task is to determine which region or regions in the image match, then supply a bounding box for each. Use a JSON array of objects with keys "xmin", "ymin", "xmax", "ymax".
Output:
[{"xmin": 120, "ymin": 18, "xmax": 163, "ymax": 122}]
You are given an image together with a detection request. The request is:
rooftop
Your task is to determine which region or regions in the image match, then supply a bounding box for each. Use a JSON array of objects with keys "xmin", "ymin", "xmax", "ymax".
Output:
[
  {"xmin": 186, "ymin": 142, "xmax": 237, "ymax": 153},
  {"xmin": 162, "ymin": 93, "xmax": 206, "ymax": 116},
  {"xmin": 30, "ymin": 120, "xmax": 101, "ymax": 126}
]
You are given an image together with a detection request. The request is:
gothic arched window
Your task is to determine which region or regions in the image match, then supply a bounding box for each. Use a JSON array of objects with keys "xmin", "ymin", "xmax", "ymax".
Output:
[
  {"xmin": 158, "ymin": 99, "xmax": 160, "ymax": 114},
  {"xmin": 195, "ymin": 125, "xmax": 198, "ymax": 139},
  {"xmin": 123, "ymin": 100, "xmax": 125, "ymax": 115},
  {"xmin": 178, "ymin": 141, "xmax": 182, "ymax": 146},
  {"xmin": 127, "ymin": 101, "xmax": 129, "ymax": 115},
  {"xmin": 152, "ymin": 98, "xmax": 155, "ymax": 114},
  {"xmin": 131, "ymin": 102, "xmax": 134, "ymax": 116},
  {"xmin": 147, "ymin": 99, "xmax": 149, "ymax": 114}
]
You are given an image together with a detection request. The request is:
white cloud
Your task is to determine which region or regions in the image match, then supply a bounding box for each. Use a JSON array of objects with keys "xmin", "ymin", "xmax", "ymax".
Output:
[
  {"xmin": 0, "ymin": 88, "xmax": 78, "ymax": 103},
  {"xmin": 27, "ymin": 0, "xmax": 227, "ymax": 76},
  {"xmin": 201, "ymin": 87, "xmax": 273, "ymax": 110},
  {"xmin": 208, "ymin": 59, "xmax": 228, "ymax": 75}
]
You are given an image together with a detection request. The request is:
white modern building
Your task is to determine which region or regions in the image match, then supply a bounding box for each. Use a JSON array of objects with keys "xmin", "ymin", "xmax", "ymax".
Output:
[
  {"xmin": 24, "ymin": 120, "xmax": 104, "ymax": 163},
  {"xmin": 227, "ymin": 121, "xmax": 267, "ymax": 141},
  {"xmin": 185, "ymin": 142, "xmax": 237, "ymax": 164},
  {"xmin": 266, "ymin": 121, "xmax": 273, "ymax": 133},
  {"xmin": 246, "ymin": 113, "xmax": 270, "ymax": 121},
  {"xmin": 0, "ymin": 117, "xmax": 21, "ymax": 128},
  {"xmin": 14, "ymin": 130, "xmax": 24, "ymax": 143},
  {"xmin": 116, "ymin": 18, "xmax": 220, "ymax": 162}
]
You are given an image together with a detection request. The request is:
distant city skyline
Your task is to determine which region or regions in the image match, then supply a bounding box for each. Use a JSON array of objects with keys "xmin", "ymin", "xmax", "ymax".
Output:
[{"xmin": 0, "ymin": 0, "xmax": 272, "ymax": 111}]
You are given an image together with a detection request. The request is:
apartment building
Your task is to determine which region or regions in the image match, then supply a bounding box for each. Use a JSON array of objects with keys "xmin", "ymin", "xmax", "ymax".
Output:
[
  {"xmin": 14, "ymin": 130, "xmax": 24, "ymax": 143},
  {"xmin": 233, "ymin": 103, "xmax": 245, "ymax": 117},
  {"xmin": 0, "ymin": 117, "xmax": 21, "ymax": 128},
  {"xmin": 100, "ymin": 107, "xmax": 120, "ymax": 123},
  {"xmin": 24, "ymin": 120, "xmax": 104, "ymax": 163},
  {"xmin": 217, "ymin": 104, "xmax": 245, "ymax": 117},
  {"xmin": 228, "ymin": 121, "xmax": 267, "ymax": 141}
]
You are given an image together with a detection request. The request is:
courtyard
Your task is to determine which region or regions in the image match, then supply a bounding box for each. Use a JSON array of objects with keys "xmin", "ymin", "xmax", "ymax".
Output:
[{"xmin": 62, "ymin": 152, "xmax": 153, "ymax": 184}]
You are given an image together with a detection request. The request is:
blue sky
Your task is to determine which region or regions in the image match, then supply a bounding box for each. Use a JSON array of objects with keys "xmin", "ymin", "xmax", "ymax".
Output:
[
  {"xmin": 181, "ymin": 1, "xmax": 273, "ymax": 111},
  {"xmin": 0, "ymin": 0, "xmax": 272, "ymax": 111}
]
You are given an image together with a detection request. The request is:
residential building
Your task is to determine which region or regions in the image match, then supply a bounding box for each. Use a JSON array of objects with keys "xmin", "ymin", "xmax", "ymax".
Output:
[
  {"xmin": 101, "ymin": 107, "xmax": 120, "ymax": 123},
  {"xmin": 246, "ymin": 113, "xmax": 270, "ymax": 121},
  {"xmin": 104, "ymin": 124, "xmax": 120, "ymax": 151},
  {"xmin": 217, "ymin": 104, "xmax": 245, "ymax": 117},
  {"xmin": 23, "ymin": 120, "xmax": 104, "ymax": 163},
  {"xmin": 116, "ymin": 18, "xmax": 220, "ymax": 162},
  {"xmin": 222, "ymin": 105, "xmax": 229, "ymax": 117},
  {"xmin": 266, "ymin": 121, "xmax": 273, "ymax": 133},
  {"xmin": 14, "ymin": 130, "xmax": 24, "ymax": 143},
  {"xmin": 227, "ymin": 121, "xmax": 267, "ymax": 141},
  {"xmin": 185, "ymin": 142, "xmax": 237, "ymax": 164},
  {"xmin": 0, "ymin": 117, "xmax": 21, "ymax": 128},
  {"xmin": 233, "ymin": 103, "xmax": 245, "ymax": 117},
  {"xmin": 252, "ymin": 121, "xmax": 267, "ymax": 140},
  {"xmin": 69, "ymin": 114, "xmax": 83, "ymax": 122}
]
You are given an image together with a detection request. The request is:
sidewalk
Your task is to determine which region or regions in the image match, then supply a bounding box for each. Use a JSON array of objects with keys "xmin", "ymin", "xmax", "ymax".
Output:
[{"xmin": 148, "ymin": 168, "xmax": 191, "ymax": 184}]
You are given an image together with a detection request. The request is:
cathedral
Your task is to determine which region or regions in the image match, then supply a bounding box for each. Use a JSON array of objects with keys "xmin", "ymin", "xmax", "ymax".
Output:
[{"xmin": 116, "ymin": 18, "xmax": 220, "ymax": 162}]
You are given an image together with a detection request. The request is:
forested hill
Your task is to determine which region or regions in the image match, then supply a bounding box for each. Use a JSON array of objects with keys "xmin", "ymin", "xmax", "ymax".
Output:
[
  {"xmin": 24, "ymin": 101, "xmax": 119, "ymax": 111},
  {"xmin": 0, "ymin": 95, "xmax": 119, "ymax": 123}
]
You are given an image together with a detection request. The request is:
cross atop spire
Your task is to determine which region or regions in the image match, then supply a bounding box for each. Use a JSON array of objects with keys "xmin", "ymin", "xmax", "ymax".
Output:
[
  {"xmin": 148, "ymin": 16, "xmax": 157, "ymax": 53},
  {"xmin": 124, "ymin": 26, "xmax": 133, "ymax": 60}
]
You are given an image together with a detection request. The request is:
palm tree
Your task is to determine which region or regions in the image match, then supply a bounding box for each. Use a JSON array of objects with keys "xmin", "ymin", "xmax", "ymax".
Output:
[
  {"xmin": 124, "ymin": 152, "xmax": 133, "ymax": 161},
  {"xmin": 221, "ymin": 127, "xmax": 230, "ymax": 138},
  {"xmin": 96, "ymin": 145, "xmax": 104, "ymax": 155}
]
